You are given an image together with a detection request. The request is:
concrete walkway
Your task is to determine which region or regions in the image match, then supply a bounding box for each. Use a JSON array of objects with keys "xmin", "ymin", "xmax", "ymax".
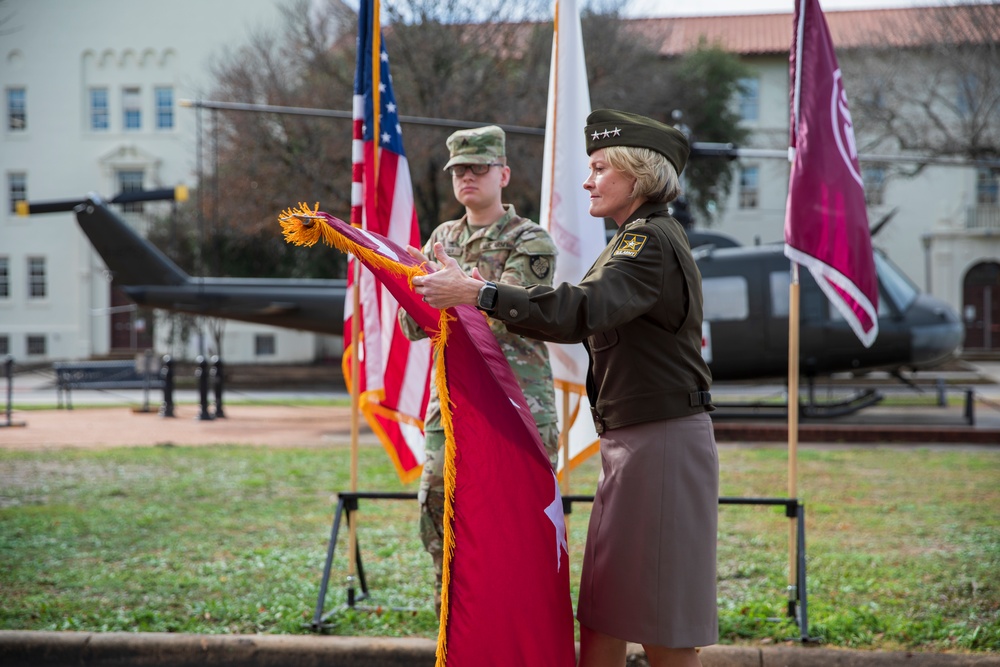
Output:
[{"xmin": 1, "ymin": 631, "xmax": 999, "ymax": 667}]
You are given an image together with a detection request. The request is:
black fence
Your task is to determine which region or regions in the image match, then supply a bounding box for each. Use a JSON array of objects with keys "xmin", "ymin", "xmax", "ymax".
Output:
[{"xmin": 309, "ymin": 491, "xmax": 811, "ymax": 642}]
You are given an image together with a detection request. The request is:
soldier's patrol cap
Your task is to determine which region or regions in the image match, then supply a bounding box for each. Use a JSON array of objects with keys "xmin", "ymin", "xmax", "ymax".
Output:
[
  {"xmin": 584, "ymin": 109, "xmax": 690, "ymax": 175},
  {"xmin": 443, "ymin": 125, "xmax": 507, "ymax": 170}
]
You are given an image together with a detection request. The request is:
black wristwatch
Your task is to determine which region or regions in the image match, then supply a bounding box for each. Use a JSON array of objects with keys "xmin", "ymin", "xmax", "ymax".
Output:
[{"xmin": 477, "ymin": 281, "xmax": 499, "ymax": 313}]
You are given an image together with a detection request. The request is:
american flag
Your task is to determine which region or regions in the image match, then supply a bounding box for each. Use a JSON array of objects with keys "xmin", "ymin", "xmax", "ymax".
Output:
[{"xmin": 346, "ymin": 0, "xmax": 431, "ymax": 482}]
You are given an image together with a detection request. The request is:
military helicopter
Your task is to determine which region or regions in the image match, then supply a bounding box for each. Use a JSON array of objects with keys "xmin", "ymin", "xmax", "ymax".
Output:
[
  {"xmin": 694, "ymin": 234, "xmax": 963, "ymax": 378},
  {"xmin": 23, "ymin": 192, "xmax": 964, "ymax": 403}
]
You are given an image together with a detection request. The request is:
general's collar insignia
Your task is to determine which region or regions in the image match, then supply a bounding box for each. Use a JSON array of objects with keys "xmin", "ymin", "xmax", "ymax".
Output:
[{"xmin": 612, "ymin": 232, "xmax": 648, "ymax": 259}]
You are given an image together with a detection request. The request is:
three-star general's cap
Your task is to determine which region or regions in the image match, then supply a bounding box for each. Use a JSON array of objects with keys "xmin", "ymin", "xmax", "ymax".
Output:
[
  {"xmin": 443, "ymin": 125, "xmax": 507, "ymax": 170},
  {"xmin": 584, "ymin": 109, "xmax": 690, "ymax": 175}
]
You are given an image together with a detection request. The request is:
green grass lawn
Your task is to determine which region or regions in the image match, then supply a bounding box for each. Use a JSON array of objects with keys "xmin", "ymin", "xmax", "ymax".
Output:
[{"xmin": 1, "ymin": 443, "xmax": 997, "ymax": 652}]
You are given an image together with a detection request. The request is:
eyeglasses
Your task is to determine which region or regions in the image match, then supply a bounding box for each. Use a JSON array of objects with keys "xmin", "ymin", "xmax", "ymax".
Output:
[{"xmin": 449, "ymin": 163, "xmax": 503, "ymax": 177}]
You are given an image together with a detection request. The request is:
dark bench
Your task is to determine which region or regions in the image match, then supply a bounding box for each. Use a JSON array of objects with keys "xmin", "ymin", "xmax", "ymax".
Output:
[{"xmin": 53, "ymin": 359, "xmax": 163, "ymax": 409}]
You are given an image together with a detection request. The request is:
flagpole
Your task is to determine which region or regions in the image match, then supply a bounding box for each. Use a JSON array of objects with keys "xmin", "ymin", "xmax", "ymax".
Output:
[
  {"xmin": 787, "ymin": 265, "xmax": 800, "ymax": 602},
  {"xmin": 547, "ymin": 0, "xmax": 574, "ymax": 530},
  {"xmin": 786, "ymin": 0, "xmax": 808, "ymax": 614},
  {"xmin": 347, "ymin": 0, "xmax": 383, "ymax": 607}
]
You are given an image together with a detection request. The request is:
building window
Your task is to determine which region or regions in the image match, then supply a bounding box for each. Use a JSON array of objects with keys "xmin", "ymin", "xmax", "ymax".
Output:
[
  {"xmin": 737, "ymin": 77, "xmax": 759, "ymax": 123},
  {"xmin": 7, "ymin": 87, "xmax": 26, "ymax": 131},
  {"xmin": 117, "ymin": 170, "xmax": 144, "ymax": 213},
  {"xmin": 122, "ymin": 87, "xmax": 141, "ymax": 130},
  {"xmin": 28, "ymin": 257, "xmax": 45, "ymax": 299},
  {"xmin": 863, "ymin": 165, "xmax": 886, "ymax": 206},
  {"xmin": 8, "ymin": 172, "xmax": 27, "ymax": 214},
  {"xmin": 90, "ymin": 88, "xmax": 109, "ymax": 131},
  {"xmin": 26, "ymin": 335, "xmax": 46, "ymax": 356},
  {"xmin": 739, "ymin": 165, "xmax": 759, "ymax": 209},
  {"xmin": 957, "ymin": 73, "xmax": 978, "ymax": 117},
  {"xmin": 155, "ymin": 87, "xmax": 174, "ymax": 130},
  {"xmin": 0, "ymin": 257, "xmax": 8, "ymax": 298},
  {"xmin": 0, "ymin": 335, "xmax": 9, "ymax": 356},
  {"xmin": 255, "ymin": 334, "xmax": 276, "ymax": 356},
  {"xmin": 976, "ymin": 168, "xmax": 999, "ymax": 205}
]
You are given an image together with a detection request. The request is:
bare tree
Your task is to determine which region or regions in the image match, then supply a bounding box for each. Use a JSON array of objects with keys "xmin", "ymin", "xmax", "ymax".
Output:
[
  {"xmin": 846, "ymin": 1, "xmax": 1000, "ymax": 163},
  {"xmin": 170, "ymin": 0, "xmax": 749, "ymax": 278},
  {"xmin": 375, "ymin": 0, "xmax": 553, "ymax": 231},
  {"xmin": 0, "ymin": 0, "xmax": 18, "ymax": 37}
]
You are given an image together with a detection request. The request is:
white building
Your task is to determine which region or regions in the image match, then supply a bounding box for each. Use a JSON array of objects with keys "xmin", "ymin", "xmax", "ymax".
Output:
[
  {"xmin": 643, "ymin": 6, "xmax": 1000, "ymax": 353},
  {"xmin": 0, "ymin": 0, "xmax": 335, "ymax": 364},
  {"xmin": 4, "ymin": 2, "xmax": 999, "ymax": 364}
]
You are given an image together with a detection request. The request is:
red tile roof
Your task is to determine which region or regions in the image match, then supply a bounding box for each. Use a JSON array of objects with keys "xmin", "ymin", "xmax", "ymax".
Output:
[{"xmin": 628, "ymin": 5, "xmax": 1000, "ymax": 57}]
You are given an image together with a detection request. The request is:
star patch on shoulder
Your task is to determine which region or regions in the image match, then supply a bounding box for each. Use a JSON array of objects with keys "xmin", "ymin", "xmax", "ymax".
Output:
[{"xmin": 612, "ymin": 233, "xmax": 648, "ymax": 259}]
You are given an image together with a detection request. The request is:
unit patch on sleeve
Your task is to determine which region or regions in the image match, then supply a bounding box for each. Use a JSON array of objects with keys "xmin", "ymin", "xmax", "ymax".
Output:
[
  {"xmin": 612, "ymin": 233, "xmax": 648, "ymax": 258},
  {"xmin": 530, "ymin": 255, "xmax": 552, "ymax": 279}
]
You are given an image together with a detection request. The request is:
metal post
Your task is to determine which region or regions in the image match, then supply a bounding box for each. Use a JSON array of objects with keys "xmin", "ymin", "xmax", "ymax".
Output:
[
  {"xmin": 158, "ymin": 354, "xmax": 175, "ymax": 418},
  {"xmin": 4, "ymin": 356, "xmax": 12, "ymax": 426},
  {"xmin": 211, "ymin": 355, "xmax": 225, "ymax": 418},
  {"xmin": 311, "ymin": 496, "xmax": 346, "ymax": 629},
  {"xmin": 796, "ymin": 502, "xmax": 810, "ymax": 642},
  {"xmin": 1, "ymin": 356, "xmax": 25, "ymax": 428},
  {"xmin": 786, "ymin": 500, "xmax": 798, "ymax": 620},
  {"xmin": 141, "ymin": 349, "xmax": 153, "ymax": 413},
  {"xmin": 195, "ymin": 355, "xmax": 213, "ymax": 420}
]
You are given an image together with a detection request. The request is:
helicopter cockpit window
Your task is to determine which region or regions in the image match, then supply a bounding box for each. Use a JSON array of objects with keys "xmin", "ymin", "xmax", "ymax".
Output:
[
  {"xmin": 702, "ymin": 276, "xmax": 749, "ymax": 321},
  {"xmin": 770, "ymin": 271, "xmax": 790, "ymax": 316},
  {"xmin": 771, "ymin": 269, "xmax": 841, "ymax": 321},
  {"xmin": 873, "ymin": 251, "xmax": 917, "ymax": 313},
  {"xmin": 828, "ymin": 292, "xmax": 891, "ymax": 321}
]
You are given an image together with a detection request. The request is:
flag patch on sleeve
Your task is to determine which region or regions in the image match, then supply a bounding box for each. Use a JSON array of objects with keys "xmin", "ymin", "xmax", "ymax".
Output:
[{"xmin": 612, "ymin": 233, "xmax": 648, "ymax": 258}]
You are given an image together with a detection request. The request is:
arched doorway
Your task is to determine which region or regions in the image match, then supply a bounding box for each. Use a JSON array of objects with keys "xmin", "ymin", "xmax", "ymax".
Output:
[{"xmin": 962, "ymin": 261, "xmax": 1000, "ymax": 351}]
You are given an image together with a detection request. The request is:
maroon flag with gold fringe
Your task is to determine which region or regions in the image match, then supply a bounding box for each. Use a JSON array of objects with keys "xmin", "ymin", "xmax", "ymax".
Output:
[{"xmin": 280, "ymin": 206, "xmax": 576, "ymax": 667}]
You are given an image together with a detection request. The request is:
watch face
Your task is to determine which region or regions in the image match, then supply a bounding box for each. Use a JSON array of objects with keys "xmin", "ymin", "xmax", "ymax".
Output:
[{"xmin": 479, "ymin": 283, "xmax": 498, "ymax": 310}]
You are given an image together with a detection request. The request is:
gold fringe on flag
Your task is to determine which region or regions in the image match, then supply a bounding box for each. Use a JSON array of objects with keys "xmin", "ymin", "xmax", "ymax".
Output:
[
  {"xmin": 432, "ymin": 310, "xmax": 457, "ymax": 666},
  {"xmin": 279, "ymin": 204, "xmax": 459, "ymax": 662},
  {"xmin": 278, "ymin": 202, "xmax": 425, "ymax": 286}
]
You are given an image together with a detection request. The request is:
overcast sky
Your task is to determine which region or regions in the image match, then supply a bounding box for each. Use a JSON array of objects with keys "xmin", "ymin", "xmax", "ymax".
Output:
[{"xmin": 625, "ymin": 0, "xmax": 947, "ymax": 17}]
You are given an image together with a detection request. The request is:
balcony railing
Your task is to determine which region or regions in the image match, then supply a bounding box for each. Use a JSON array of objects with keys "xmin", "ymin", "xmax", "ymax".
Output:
[{"xmin": 967, "ymin": 204, "xmax": 1000, "ymax": 230}]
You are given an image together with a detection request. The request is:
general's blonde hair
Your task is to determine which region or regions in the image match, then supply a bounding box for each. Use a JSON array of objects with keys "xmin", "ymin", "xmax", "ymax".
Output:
[{"xmin": 603, "ymin": 145, "xmax": 681, "ymax": 204}]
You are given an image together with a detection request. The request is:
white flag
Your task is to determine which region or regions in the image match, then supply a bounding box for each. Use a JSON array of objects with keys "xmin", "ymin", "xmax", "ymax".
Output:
[{"xmin": 539, "ymin": 0, "xmax": 606, "ymax": 473}]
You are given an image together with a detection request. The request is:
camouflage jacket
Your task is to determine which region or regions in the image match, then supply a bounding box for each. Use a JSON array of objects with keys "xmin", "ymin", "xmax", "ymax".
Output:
[{"xmin": 399, "ymin": 205, "xmax": 559, "ymax": 433}]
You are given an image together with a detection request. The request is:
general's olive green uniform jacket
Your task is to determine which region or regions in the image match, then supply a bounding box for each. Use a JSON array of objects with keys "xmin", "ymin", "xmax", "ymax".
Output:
[{"xmin": 495, "ymin": 202, "xmax": 713, "ymax": 433}]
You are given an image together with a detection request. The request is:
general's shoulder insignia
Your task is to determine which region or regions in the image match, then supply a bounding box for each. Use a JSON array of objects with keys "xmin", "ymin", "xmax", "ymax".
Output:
[
  {"xmin": 612, "ymin": 233, "xmax": 648, "ymax": 258},
  {"xmin": 530, "ymin": 255, "xmax": 551, "ymax": 279}
]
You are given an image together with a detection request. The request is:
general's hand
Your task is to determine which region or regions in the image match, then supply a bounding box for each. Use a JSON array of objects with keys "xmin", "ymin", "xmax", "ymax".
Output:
[{"xmin": 412, "ymin": 242, "xmax": 484, "ymax": 309}]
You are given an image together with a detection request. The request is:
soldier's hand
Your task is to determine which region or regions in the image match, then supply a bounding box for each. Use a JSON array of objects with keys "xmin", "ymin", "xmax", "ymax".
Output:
[
  {"xmin": 407, "ymin": 245, "xmax": 439, "ymax": 273},
  {"xmin": 412, "ymin": 242, "xmax": 483, "ymax": 309}
]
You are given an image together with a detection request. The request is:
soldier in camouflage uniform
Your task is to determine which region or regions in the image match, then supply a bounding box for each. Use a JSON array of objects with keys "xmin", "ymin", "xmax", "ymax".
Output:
[{"xmin": 398, "ymin": 125, "xmax": 560, "ymax": 615}]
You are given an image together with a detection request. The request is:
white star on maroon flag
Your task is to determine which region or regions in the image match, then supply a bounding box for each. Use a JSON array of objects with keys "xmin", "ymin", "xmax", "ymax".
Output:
[{"xmin": 543, "ymin": 473, "xmax": 569, "ymax": 572}]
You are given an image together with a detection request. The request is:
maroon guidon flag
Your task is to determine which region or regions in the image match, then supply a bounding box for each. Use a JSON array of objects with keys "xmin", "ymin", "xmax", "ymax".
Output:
[
  {"xmin": 785, "ymin": 0, "xmax": 878, "ymax": 347},
  {"xmin": 279, "ymin": 207, "xmax": 577, "ymax": 667}
]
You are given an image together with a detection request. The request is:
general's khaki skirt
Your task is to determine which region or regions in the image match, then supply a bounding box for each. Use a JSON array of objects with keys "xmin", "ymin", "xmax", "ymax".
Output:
[{"xmin": 576, "ymin": 412, "xmax": 719, "ymax": 647}]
